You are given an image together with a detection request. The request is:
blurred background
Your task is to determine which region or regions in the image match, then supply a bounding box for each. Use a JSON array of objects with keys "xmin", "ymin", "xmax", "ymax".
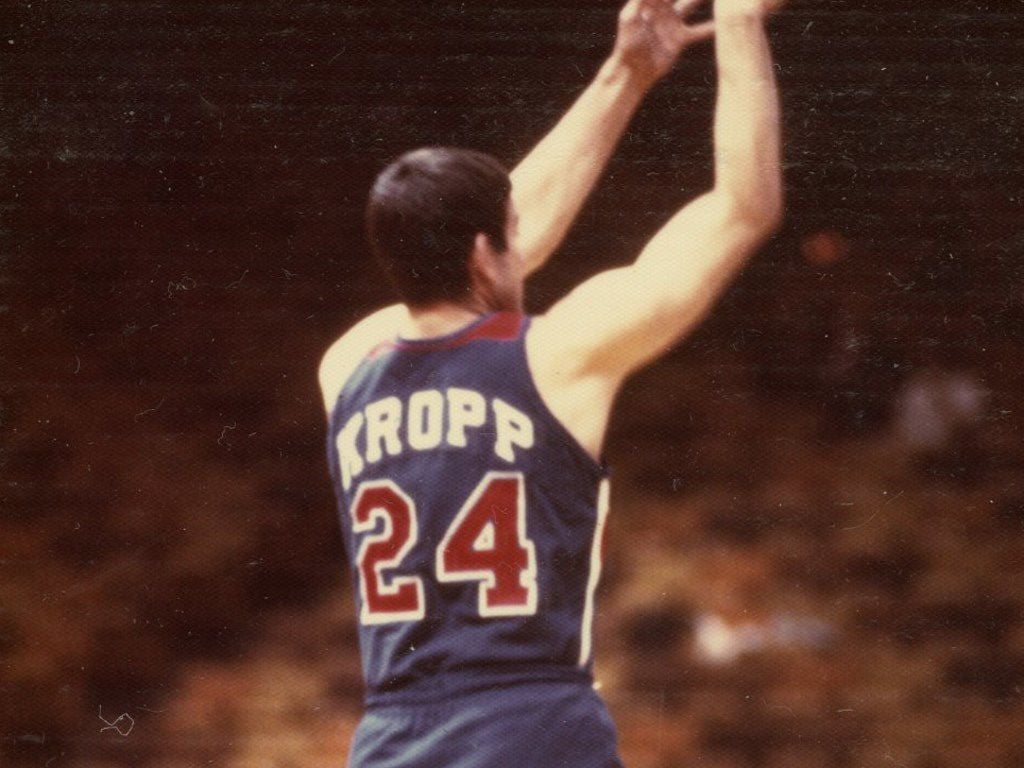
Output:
[{"xmin": 2, "ymin": 1, "xmax": 1023, "ymax": 766}]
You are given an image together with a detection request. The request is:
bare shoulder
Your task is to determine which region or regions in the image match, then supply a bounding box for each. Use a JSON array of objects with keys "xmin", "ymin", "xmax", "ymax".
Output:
[
  {"xmin": 318, "ymin": 303, "xmax": 409, "ymax": 413},
  {"xmin": 525, "ymin": 310, "xmax": 621, "ymax": 463}
]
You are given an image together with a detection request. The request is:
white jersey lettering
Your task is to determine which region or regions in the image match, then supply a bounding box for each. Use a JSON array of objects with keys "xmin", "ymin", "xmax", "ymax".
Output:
[
  {"xmin": 493, "ymin": 398, "xmax": 535, "ymax": 463},
  {"xmin": 407, "ymin": 389, "xmax": 444, "ymax": 450},
  {"xmin": 365, "ymin": 396, "xmax": 403, "ymax": 463},
  {"xmin": 337, "ymin": 388, "xmax": 534, "ymax": 488},
  {"xmin": 446, "ymin": 388, "xmax": 487, "ymax": 447},
  {"xmin": 337, "ymin": 412, "xmax": 365, "ymax": 491}
]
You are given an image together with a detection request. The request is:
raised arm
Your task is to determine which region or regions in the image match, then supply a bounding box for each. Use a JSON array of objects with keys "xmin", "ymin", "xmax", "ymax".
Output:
[
  {"xmin": 528, "ymin": 0, "xmax": 783, "ymax": 458},
  {"xmin": 513, "ymin": 0, "xmax": 714, "ymax": 275}
]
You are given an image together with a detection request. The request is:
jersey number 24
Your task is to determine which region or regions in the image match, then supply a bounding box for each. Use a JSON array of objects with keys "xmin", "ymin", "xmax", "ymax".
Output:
[{"xmin": 351, "ymin": 471, "xmax": 538, "ymax": 625}]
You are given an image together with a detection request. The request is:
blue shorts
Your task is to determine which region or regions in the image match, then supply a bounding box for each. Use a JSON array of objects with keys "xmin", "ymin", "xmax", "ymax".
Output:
[{"xmin": 348, "ymin": 680, "xmax": 624, "ymax": 768}]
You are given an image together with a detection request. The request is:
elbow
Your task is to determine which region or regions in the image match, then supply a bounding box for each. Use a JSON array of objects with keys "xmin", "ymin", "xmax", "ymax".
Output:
[
  {"xmin": 721, "ymin": 187, "xmax": 784, "ymax": 240},
  {"xmin": 756, "ymin": 193, "xmax": 785, "ymax": 235}
]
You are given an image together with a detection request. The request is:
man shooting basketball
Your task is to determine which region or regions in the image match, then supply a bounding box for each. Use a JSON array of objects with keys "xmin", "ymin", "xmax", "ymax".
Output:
[{"xmin": 321, "ymin": 0, "xmax": 783, "ymax": 764}]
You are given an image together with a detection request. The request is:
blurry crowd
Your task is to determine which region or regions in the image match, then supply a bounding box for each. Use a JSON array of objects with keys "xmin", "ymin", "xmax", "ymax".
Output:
[{"xmin": 4, "ymin": 224, "xmax": 1023, "ymax": 768}]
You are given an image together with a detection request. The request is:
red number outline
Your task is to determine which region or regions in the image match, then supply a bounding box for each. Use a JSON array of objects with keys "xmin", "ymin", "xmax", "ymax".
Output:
[
  {"xmin": 436, "ymin": 471, "xmax": 538, "ymax": 618},
  {"xmin": 351, "ymin": 480, "xmax": 426, "ymax": 625},
  {"xmin": 350, "ymin": 473, "xmax": 538, "ymax": 622}
]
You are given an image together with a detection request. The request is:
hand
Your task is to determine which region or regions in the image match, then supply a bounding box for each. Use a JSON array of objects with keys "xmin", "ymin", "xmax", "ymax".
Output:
[
  {"xmin": 611, "ymin": 0, "xmax": 715, "ymax": 86},
  {"xmin": 714, "ymin": 0, "xmax": 785, "ymax": 18}
]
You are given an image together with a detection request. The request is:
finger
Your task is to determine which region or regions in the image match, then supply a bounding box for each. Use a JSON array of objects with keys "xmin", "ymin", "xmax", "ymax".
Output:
[
  {"xmin": 682, "ymin": 19, "xmax": 715, "ymax": 43},
  {"xmin": 637, "ymin": 0, "xmax": 663, "ymax": 22},
  {"xmin": 620, "ymin": 0, "xmax": 655, "ymax": 22},
  {"xmin": 619, "ymin": 0, "xmax": 644, "ymax": 18},
  {"xmin": 648, "ymin": 0, "xmax": 678, "ymax": 21},
  {"xmin": 673, "ymin": 0, "xmax": 708, "ymax": 17}
]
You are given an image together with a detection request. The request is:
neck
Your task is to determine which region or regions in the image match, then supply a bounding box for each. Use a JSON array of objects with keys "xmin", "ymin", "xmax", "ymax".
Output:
[{"xmin": 402, "ymin": 299, "xmax": 491, "ymax": 340}]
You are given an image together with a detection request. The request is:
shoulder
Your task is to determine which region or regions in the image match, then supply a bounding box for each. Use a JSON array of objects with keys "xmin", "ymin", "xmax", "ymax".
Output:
[
  {"xmin": 524, "ymin": 311, "xmax": 620, "ymax": 463},
  {"xmin": 318, "ymin": 304, "xmax": 410, "ymax": 414}
]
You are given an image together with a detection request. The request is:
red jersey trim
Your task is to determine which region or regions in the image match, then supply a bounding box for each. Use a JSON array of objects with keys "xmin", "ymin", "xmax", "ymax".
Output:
[
  {"xmin": 365, "ymin": 340, "xmax": 394, "ymax": 361},
  {"xmin": 385, "ymin": 312, "xmax": 524, "ymax": 353}
]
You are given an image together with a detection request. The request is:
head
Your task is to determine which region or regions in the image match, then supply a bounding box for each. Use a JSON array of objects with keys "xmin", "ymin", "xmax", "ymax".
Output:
[{"xmin": 366, "ymin": 147, "xmax": 523, "ymax": 313}]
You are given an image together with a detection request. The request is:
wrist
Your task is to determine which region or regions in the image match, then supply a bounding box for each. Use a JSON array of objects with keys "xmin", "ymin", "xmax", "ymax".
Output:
[
  {"xmin": 602, "ymin": 51, "xmax": 659, "ymax": 95},
  {"xmin": 715, "ymin": 1, "xmax": 770, "ymax": 22},
  {"xmin": 715, "ymin": 11, "xmax": 766, "ymax": 34}
]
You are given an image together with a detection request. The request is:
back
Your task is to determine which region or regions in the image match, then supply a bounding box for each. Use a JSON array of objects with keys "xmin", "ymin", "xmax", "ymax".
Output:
[{"xmin": 325, "ymin": 312, "xmax": 609, "ymax": 704}]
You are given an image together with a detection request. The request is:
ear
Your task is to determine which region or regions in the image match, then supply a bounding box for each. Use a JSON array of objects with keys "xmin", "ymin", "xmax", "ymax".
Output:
[{"xmin": 468, "ymin": 232, "xmax": 501, "ymax": 289}]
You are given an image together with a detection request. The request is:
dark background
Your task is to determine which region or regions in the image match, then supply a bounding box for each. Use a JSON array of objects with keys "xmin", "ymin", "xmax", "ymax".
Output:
[{"xmin": 3, "ymin": 1, "xmax": 1023, "ymax": 766}]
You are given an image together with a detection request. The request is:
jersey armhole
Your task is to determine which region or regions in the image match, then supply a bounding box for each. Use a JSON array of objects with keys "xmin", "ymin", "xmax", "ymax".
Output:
[{"xmin": 519, "ymin": 316, "xmax": 609, "ymax": 481}]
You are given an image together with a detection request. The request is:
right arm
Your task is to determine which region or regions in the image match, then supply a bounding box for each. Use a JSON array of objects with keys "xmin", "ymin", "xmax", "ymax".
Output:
[
  {"xmin": 511, "ymin": 0, "xmax": 715, "ymax": 276},
  {"xmin": 528, "ymin": 0, "xmax": 784, "ymax": 458}
]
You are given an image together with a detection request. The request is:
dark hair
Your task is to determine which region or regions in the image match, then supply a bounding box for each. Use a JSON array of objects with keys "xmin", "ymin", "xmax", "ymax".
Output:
[{"xmin": 366, "ymin": 147, "xmax": 511, "ymax": 307}]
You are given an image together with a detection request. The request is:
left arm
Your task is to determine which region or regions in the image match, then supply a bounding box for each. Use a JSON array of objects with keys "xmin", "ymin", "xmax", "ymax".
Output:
[
  {"xmin": 512, "ymin": 0, "xmax": 715, "ymax": 275},
  {"xmin": 318, "ymin": 304, "xmax": 409, "ymax": 414}
]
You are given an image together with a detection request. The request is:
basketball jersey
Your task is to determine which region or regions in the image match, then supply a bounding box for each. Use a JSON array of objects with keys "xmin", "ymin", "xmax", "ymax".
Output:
[{"xmin": 326, "ymin": 312, "xmax": 610, "ymax": 704}]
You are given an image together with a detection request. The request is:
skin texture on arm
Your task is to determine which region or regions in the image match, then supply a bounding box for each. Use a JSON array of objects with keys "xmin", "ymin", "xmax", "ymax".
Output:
[
  {"xmin": 528, "ymin": 0, "xmax": 784, "ymax": 460},
  {"xmin": 319, "ymin": 1, "xmax": 773, "ymax": 425},
  {"xmin": 512, "ymin": 0, "xmax": 715, "ymax": 276},
  {"xmin": 319, "ymin": 0, "xmax": 712, "ymax": 413}
]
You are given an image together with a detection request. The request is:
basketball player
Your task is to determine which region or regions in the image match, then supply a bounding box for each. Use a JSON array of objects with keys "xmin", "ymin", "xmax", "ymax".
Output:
[{"xmin": 320, "ymin": 0, "xmax": 783, "ymax": 764}]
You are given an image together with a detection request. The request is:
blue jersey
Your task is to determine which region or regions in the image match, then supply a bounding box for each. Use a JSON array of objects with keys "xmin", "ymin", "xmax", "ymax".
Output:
[{"xmin": 326, "ymin": 312, "xmax": 610, "ymax": 705}]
